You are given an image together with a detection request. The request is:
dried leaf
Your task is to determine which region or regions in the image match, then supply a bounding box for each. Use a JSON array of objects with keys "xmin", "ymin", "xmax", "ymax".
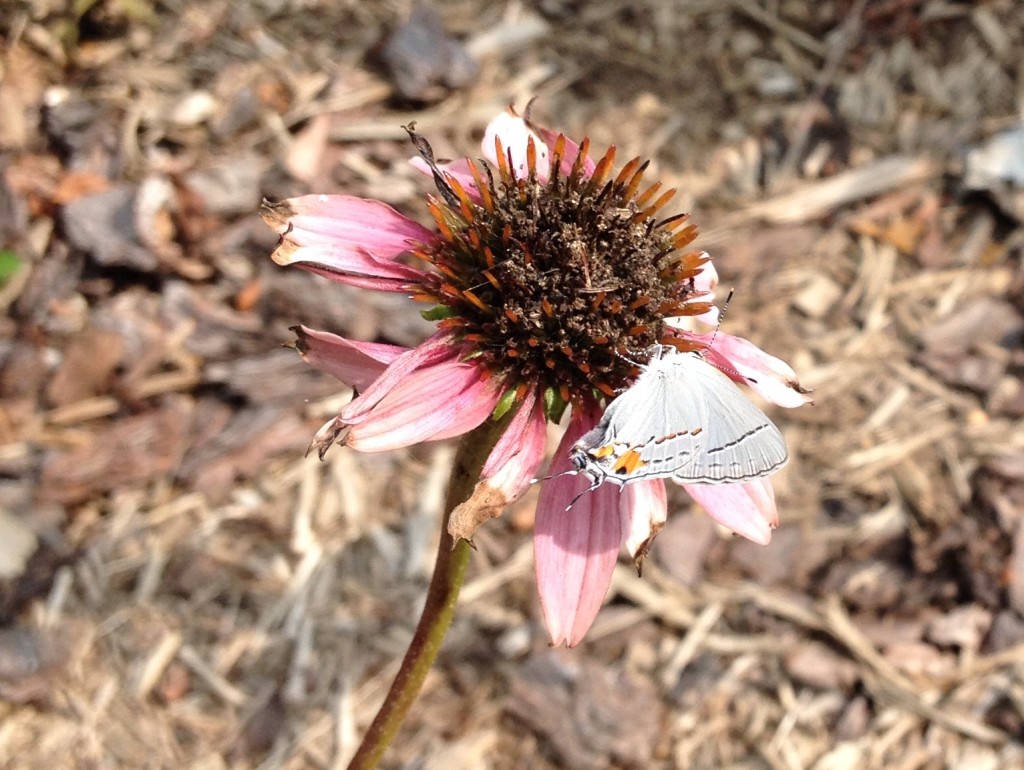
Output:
[{"xmin": 448, "ymin": 482, "xmax": 509, "ymax": 543}]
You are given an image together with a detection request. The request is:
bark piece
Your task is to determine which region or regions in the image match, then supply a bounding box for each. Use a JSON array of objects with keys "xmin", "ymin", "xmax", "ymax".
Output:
[
  {"xmin": 61, "ymin": 185, "xmax": 156, "ymax": 270},
  {"xmin": 381, "ymin": 5, "xmax": 479, "ymax": 101}
]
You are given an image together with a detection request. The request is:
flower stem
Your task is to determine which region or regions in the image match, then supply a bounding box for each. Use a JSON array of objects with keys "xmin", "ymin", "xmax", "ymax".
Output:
[{"xmin": 345, "ymin": 419, "xmax": 503, "ymax": 769}]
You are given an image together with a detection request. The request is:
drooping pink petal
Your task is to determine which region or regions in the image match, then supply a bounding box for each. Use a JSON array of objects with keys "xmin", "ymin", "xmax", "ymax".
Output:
[
  {"xmin": 271, "ymin": 241, "xmax": 427, "ymax": 288},
  {"xmin": 482, "ymin": 111, "xmax": 551, "ymax": 181},
  {"xmin": 622, "ymin": 479, "xmax": 668, "ymax": 566},
  {"xmin": 479, "ymin": 390, "xmax": 548, "ymax": 500},
  {"xmin": 535, "ymin": 411, "xmax": 625, "ymax": 647},
  {"xmin": 264, "ymin": 194, "xmax": 439, "ymax": 254},
  {"xmin": 341, "ymin": 333, "xmax": 458, "ymax": 425},
  {"xmin": 262, "ymin": 195, "xmax": 433, "ymax": 289},
  {"xmin": 684, "ymin": 477, "xmax": 778, "ymax": 546},
  {"xmin": 344, "ymin": 358, "xmax": 503, "ymax": 452},
  {"xmin": 292, "ymin": 326, "xmax": 406, "ymax": 392},
  {"xmin": 447, "ymin": 392, "xmax": 549, "ymax": 543},
  {"xmin": 684, "ymin": 331, "xmax": 813, "ymax": 408}
]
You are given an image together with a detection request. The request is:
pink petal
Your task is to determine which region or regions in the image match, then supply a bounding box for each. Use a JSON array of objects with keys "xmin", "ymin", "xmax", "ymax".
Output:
[
  {"xmin": 482, "ymin": 111, "xmax": 551, "ymax": 181},
  {"xmin": 341, "ymin": 334, "xmax": 458, "ymax": 425},
  {"xmin": 262, "ymin": 195, "xmax": 433, "ymax": 288},
  {"xmin": 664, "ymin": 256, "xmax": 719, "ymax": 331},
  {"xmin": 694, "ymin": 258, "xmax": 718, "ymax": 295},
  {"xmin": 479, "ymin": 390, "xmax": 548, "ymax": 500},
  {"xmin": 533, "ymin": 126, "xmax": 598, "ymax": 179},
  {"xmin": 292, "ymin": 326, "xmax": 406, "ymax": 392},
  {"xmin": 535, "ymin": 411, "xmax": 625, "ymax": 647},
  {"xmin": 690, "ymin": 258, "xmax": 720, "ymax": 326},
  {"xmin": 412, "ymin": 111, "xmax": 597, "ymax": 191},
  {"xmin": 447, "ymin": 393, "xmax": 549, "ymax": 543},
  {"xmin": 345, "ymin": 358, "xmax": 503, "ymax": 452},
  {"xmin": 622, "ymin": 479, "xmax": 668, "ymax": 564},
  {"xmin": 264, "ymin": 194, "xmax": 438, "ymax": 254},
  {"xmin": 686, "ymin": 332, "xmax": 813, "ymax": 408},
  {"xmin": 684, "ymin": 477, "xmax": 778, "ymax": 545},
  {"xmin": 271, "ymin": 242, "xmax": 427, "ymax": 287}
]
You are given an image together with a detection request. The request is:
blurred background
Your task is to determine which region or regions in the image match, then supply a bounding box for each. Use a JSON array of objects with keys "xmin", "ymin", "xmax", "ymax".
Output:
[{"xmin": 1, "ymin": 1, "xmax": 1023, "ymax": 768}]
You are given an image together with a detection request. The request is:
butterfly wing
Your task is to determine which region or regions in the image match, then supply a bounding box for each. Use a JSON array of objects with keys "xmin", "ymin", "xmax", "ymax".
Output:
[
  {"xmin": 627, "ymin": 362, "xmax": 706, "ymax": 479},
  {"xmin": 573, "ymin": 355, "xmax": 705, "ymax": 482},
  {"xmin": 665, "ymin": 355, "xmax": 788, "ymax": 484},
  {"xmin": 572, "ymin": 351, "xmax": 788, "ymax": 485}
]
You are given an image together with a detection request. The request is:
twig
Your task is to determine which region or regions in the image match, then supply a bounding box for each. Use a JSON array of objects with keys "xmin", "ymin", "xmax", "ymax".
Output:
[
  {"xmin": 745, "ymin": 156, "xmax": 942, "ymax": 224},
  {"xmin": 730, "ymin": 0, "xmax": 828, "ymax": 58}
]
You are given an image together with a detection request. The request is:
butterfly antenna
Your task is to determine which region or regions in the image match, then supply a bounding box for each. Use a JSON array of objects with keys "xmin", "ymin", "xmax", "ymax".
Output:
[
  {"xmin": 699, "ymin": 288, "xmax": 734, "ymax": 358},
  {"xmin": 700, "ymin": 288, "xmax": 760, "ymax": 384}
]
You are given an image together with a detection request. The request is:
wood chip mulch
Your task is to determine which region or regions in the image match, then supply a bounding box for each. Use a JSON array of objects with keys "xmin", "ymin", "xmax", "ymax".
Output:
[{"xmin": 1, "ymin": 2, "xmax": 1024, "ymax": 768}]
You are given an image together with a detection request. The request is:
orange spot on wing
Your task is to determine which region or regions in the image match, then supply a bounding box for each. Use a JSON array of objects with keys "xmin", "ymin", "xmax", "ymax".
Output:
[{"xmin": 612, "ymin": 447, "xmax": 647, "ymax": 476}]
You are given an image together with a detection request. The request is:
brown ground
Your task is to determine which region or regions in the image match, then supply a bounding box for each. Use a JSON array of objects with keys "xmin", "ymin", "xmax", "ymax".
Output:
[{"xmin": 2, "ymin": 1, "xmax": 1024, "ymax": 768}]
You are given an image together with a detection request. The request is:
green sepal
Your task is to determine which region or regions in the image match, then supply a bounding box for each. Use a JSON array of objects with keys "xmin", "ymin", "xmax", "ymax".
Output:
[
  {"xmin": 491, "ymin": 387, "xmax": 518, "ymax": 421},
  {"xmin": 543, "ymin": 386, "xmax": 568, "ymax": 424},
  {"xmin": 421, "ymin": 305, "xmax": 457, "ymax": 321}
]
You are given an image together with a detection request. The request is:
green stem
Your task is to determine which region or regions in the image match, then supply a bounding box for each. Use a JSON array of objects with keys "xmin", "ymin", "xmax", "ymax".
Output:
[{"xmin": 346, "ymin": 419, "xmax": 503, "ymax": 769}]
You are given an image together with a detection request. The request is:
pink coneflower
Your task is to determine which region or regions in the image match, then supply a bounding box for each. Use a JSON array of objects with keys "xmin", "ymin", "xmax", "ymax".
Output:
[{"xmin": 263, "ymin": 109, "xmax": 810, "ymax": 647}]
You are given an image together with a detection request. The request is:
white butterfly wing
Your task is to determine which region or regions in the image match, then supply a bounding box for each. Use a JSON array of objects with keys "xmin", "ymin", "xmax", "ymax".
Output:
[
  {"xmin": 628, "ymin": 363, "xmax": 706, "ymax": 479},
  {"xmin": 572, "ymin": 350, "xmax": 788, "ymax": 485},
  {"xmin": 664, "ymin": 355, "xmax": 788, "ymax": 484},
  {"xmin": 574, "ymin": 355, "xmax": 706, "ymax": 482}
]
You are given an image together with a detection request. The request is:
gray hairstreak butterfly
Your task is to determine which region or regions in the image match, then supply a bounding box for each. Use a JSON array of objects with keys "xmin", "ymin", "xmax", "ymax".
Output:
[{"xmin": 570, "ymin": 345, "xmax": 788, "ymax": 486}]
